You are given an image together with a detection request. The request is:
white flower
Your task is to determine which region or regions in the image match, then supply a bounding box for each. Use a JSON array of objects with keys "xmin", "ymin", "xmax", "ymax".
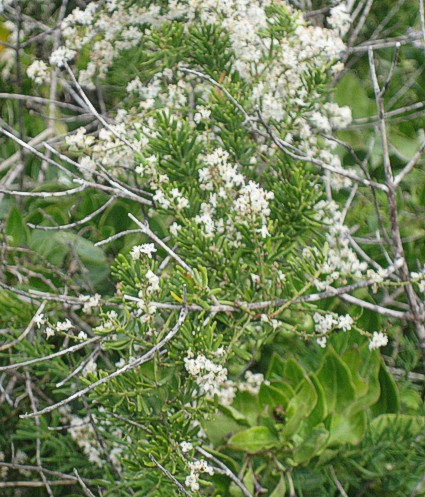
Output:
[
  {"xmin": 194, "ymin": 106, "xmax": 211, "ymax": 124},
  {"xmin": 337, "ymin": 314, "xmax": 353, "ymax": 332},
  {"xmin": 82, "ymin": 359, "xmax": 97, "ymax": 376},
  {"xmin": 34, "ymin": 313, "xmax": 45, "ymax": 328},
  {"xmin": 369, "ymin": 331, "xmax": 388, "ymax": 351},
  {"xmin": 185, "ymin": 458, "xmax": 214, "ymax": 491},
  {"xmin": 184, "ymin": 353, "xmax": 235, "ymax": 404},
  {"xmin": 313, "ymin": 312, "xmax": 337, "ymax": 334},
  {"xmin": 145, "ymin": 269, "xmax": 160, "ymax": 293},
  {"xmin": 27, "ymin": 60, "xmax": 49, "ymax": 84},
  {"xmin": 317, "ymin": 336, "xmax": 327, "ymax": 348},
  {"xmin": 185, "ymin": 472, "xmax": 200, "ymax": 492},
  {"xmin": 239, "ymin": 371, "xmax": 265, "ymax": 395},
  {"xmin": 257, "ymin": 224, "xmax": 270, "ymax": 238},
  {"xmin": 79, "ymin": 294, "xmax": 101, "ymax": 313},
  {"xmin": 49, "ymin": 47, "xmax": 76, "ymax": 67},
  {"xmin": 130, "ymin": 243, "xmax": 157, "ymax": 260},
  {"xmin": 45, "ymin": 327, "xmax": 55, "ymax": 339},
  {"xmin": 56, "ymin": 319, "xmax": 73, "ymax": 331},
  {"xmin": 180, "ymin": 441, "xmax": 193, "ymax": 453},
  {"xmin": 328, "ymin": 3, "xmax": 351, "ymax": 36},
  {"xmin": 78, "ymin": 331, "xmax": 88, "ymax": 340},
  {"xmin": 170, "ymin": 222, "xmax": 181, "ymax": 236}
]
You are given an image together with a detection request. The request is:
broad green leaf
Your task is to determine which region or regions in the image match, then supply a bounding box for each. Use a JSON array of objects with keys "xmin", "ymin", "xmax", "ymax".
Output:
[
  {"xmin": 370, "ymin": 363, "xmax": 400, "ymax": 416},
  {"xmin": 6, "ymin": 206, "xmax": 28, "ymax": 245},
  {"xmin": 228, "ymin": 426, "xmax": 278, "ymax": 453},
  {"xmin": 334, "ymin": 73, "xmax": 372, "ymax": 118},
  {"xmin": 267, "ymin": 353, "xmax": 286, "ymax": 380},
  {"xmin": 317, "ymin": 347, "xmax": 356, "ymax": 414},
  {"xmin": 326, "ymin": 411, "xmax": 366, "ymax": 446},
  {"xmin": 259, "ymin": 382, "xmax": 293, "ymax": 412},
  {"xmin": 218, "ymin": 405, "xmax": 250, "ymax": 426},
  {"xmin": 232, "ymin": 391, "xmax": 260, "ymax": 427},
  {"xmin": 342, "ymin": 347, "xmax": 380, "ymax": 415},
  {"xmin": 270, "ymin": 476, "xmax": 286, "ymax": 497},
  {"xmin": 283, "ymin": 376, "xmax": 318, "ymax": 437},
  {"xmin": 283, "ymin": 358, "xmax": 306, "ymax": 388},
  {"xmin": 292, "ymin": 424, "xmax": 329, "ymax": 465},
  {"xmin": 304, "ymin": 374, "xmax": 327, "ymax": 430},
  {"xmin": 203, "ymin": 414, "xmax": 243, "ymax": 446}
]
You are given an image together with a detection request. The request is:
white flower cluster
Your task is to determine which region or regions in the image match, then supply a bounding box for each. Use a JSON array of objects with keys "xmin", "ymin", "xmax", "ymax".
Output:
[
  {"xmin": 67, "ymin": 414, "xmax": 123, "ymax": 468},
  {"xmin": 180, "ymin": 441, "xmax": 193, "ymax": 453},
  {"xmin": 153, "ymin": 186, "xmax": 189, "ymax": 211},
  {"xmin": 94, "ymin": 310, "xmax": 118, "ymax": 333},
  {"xmin": 135, "ymin": 298, "xmax": 157, "ymax": 325},
  {"xmin": 239, "ymin": 371, "xmax": 266, "ymax": 395},
  {"xmin": 79, "ymin": 293, "xmax": 101, "ymax": 314},
  {"xmin": 313, "ymin": 312, "xmax": 354, "ymax": 347},
  {"xmin": 185, "ymin": 459, "xmax": 214, "ymax": 492},
  {"xmin": 0, "ymin": 449, "xmax": 31, "ymax": 478},
  {"xmin": 328, "ymin": 3, "xmax": 351, "ymax": 37},
  {"xmin": 49, "ymin": 46, "xmax": 76, "ymax": 67},
  {"xmin": 312, "ymin": 201, "xmax": 368, "ymax": 291},
  {"xmin": 196, "ymin": 148, "xmax": 274, "ymax": 242},
  {"xmin": 37, "ymin": 317, "xmax": 74, "ymax": 340},
  {"xmin": 184, "ymin": 353, "xmax": 236, "ymax": 406},
  {"xmin": 130, "ymin": 243, "xmax": 157, "ymax": 261},
  {"xmin": 411, "ymin": 267, "xmax": 425, "ymax": 293},
  {"xmin": 324, "ymin": 102, "xmax": 353, "ymax": 130},
  {"xmin": 194, "ymin": 106, "xmax": 211, "ymax": 124},
  {"xmin": 369, "ymin": 331, "xmax": 388, "ymax": 351},
  {"xmin": 26, "ymin": 60, "xmax": 49, "ymax": 84},
  {"xmin": 65, "ymin": 128, "xmax": 95, "ymax": 150},
  {"xmin": 144, "ymin": 270, "xmax": 160, "ymax": 295}
]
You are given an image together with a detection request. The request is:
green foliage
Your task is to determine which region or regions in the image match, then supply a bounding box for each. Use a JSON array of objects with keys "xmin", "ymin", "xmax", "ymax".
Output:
[{"xmin": 1, "ymin": 1, "xmax": 425, "ymax": 497}]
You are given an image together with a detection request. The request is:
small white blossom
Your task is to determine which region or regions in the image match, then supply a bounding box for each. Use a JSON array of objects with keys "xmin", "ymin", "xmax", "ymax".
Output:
[
  {"xmin": 185, "ymin": 459, "xmax": 214, "ymax": 492},
  {"xmin": 337, "ymin": 314, "xmax": 353, "ymax": 331},
  {"xmin": 194, "ymin": 106, "xmax": 211, "ymax": 124},
  {"xmin": 239, "ymin": 371, "xmax": 265, "ymax": 395},
  {"xmin": 56, "ymin": 319, "xmax": 74, "ymax": 331},
  {"xmin": 34, "ymin": 313, "xmax": 45, "ymax": 328},
  {"xmin": 49, "ymin": 47, "xmax": 76, "ymax": 67},
  {"xmin": 130, "ymin": 243, "xmax": 157, "ymax": 260},
  {"xmin": 328, "ymin": 3, "xmax": 351, "ymax": 36},
  {"xmin": 145, "ymin": 269, "xmax": 160, "ymax": 293},
  {"xmin": 27, "ymin": 60, "xmax": 49, "ymax": 84},
  {"xmin": 180, "ymin": 441, "xmax": 193, "ymax": 453},
  {"xmin": 79, "ymin": 294, "xmax": 101, "ymax": 314},
  {"xmin": 170, "ymin": 222, "xmax": 182, "ymax": 236},
  {"xmin": 44, "ymin": 327, "xmax": 55, "ymax": 339},
  {"xmin": 369, "ymin": 331, "xmax": 388, "ymax": 350}
]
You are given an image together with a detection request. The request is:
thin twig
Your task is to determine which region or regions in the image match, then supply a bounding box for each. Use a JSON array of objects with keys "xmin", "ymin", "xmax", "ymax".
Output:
[
  {"xmin": 20, "ymin": 308, "xmax": 188, "ymax": 418},
  {"xmin": 74, "ymin": 468, "xmax": 98, "ymax": 497},
  {"xmin": 149, "ymin": 454, "xmax": 194, "ymax": 497},
  {"xmin": 0, "ymin": 301, "xmax": 46, "ymax": 351},
  {"xmin": 0, "ymin": 336, "xmax": 101, "ymax": 372},
  {"xmin": 330, "ymin": 466, "xmax": 349, "ymax": 497},
  {"xmin": 196, "ymin": 447, "xmax": 253, "ymax": 497},
  {"xmin": 128, "ymin": 213, "xmax": 194, "ymax": 275},
  {"xmin": 28, "ymin": 196, "xmax": 115, "ymax": 231}
]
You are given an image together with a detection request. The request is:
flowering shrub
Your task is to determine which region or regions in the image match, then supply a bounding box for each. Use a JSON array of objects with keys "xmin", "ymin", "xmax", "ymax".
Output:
[{"xmin": 0, "ymin": 1, "xmax": 425, "ymax": 496}]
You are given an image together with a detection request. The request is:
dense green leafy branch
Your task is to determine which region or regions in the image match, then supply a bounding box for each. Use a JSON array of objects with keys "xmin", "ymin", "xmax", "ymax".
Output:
[{"xmin": 0, "ymin": 1, "xmax": 424, "ymax": 497}]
